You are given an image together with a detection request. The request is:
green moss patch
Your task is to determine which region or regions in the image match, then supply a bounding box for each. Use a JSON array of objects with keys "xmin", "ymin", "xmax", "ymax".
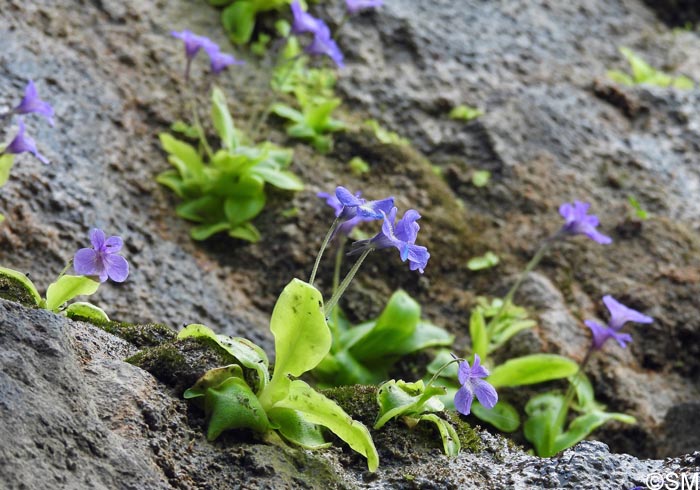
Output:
[
  {"xmin": 95, "ymin": 321, "xmax": 176, "ymax": 348},
  {"xmin": 323, "ymin": 384, "xmax": 483, "ymax": 458},
  {"xmin": 0, "ymin": 272, "xmax": 40, "ymax": 307},
  {"xmin": 127, "ymin": 336, "xmax": 239, "ymax": 393}
]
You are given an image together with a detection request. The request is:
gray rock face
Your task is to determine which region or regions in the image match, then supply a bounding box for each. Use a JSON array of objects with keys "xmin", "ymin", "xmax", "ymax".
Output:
[
  {"xmin": 1, "ymin": 0, "xmax": 699, "ymax": 486},
  {"xmin": 0, "ymin": 300, "xmax": 168, "ymax": 489},
  {"xmin": 1, "ymin": 299, "xmax": 694, "ymax": 489}
]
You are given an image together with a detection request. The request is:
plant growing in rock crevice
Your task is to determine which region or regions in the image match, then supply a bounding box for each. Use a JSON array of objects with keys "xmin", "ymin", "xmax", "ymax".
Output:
[
  {"xmin": 158, "ymin": 87, "xmax": 303, "ymax": 241},
  {"xmin": 425, "ymin": 201, "xmax": 647, "ymax": 456},
  {"xmin": 178, "ymin": 185, "xmax": 477, "ymax": 468},
  {"xmin": 0, "ymin": 228, "xmax": 128, "ymax": 322}
]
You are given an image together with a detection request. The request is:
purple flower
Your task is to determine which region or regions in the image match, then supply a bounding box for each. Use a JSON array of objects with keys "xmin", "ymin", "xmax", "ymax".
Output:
[
  {"xmin": 2, "ymin": 118, "xmax": 49, "ymax": 164},
  {"xmin": 291, "ymin": 0, "xmax": 322, "ymax": 35},
  {"xmin": 352, "ymin": 206, "xmax": 430, "ymax": 273},
  {"xmin": 603, "ymin": 295, "xmax": 653, "ymax": 329},
  {"xmin": 74, "ymin": 228, "xmax": 129, "ymax": 283},
  {"xmin": 559, "ymin": 201, "xmax": 612, "ymax": 245},
  {"xmin": 318, "ymin": 189, "xmax": 373, "ymax": 236},
  {"xmin": 454, "ymin": 354, "xmax": 498, "ymax": 416},
  {"xmin": 13, "ymin": 80, "xmax": 55, "ymax": 127},
  {"xmin": 335, "ymin": 186, "xmax": 394, "ymax": 220},
  {"xmin": 346, "ymin": 0, "xmax": 383, "ymax": 15},
  {"xmin": 305, "ymin": 21, "xmax": 345, "ymax": 68},
  {"xmin": 171, "ymin": 30, "xmax": 218, "ymax": 60},
  {"xmin": 208, "ymin": 51, "xmax": 245, "ymax": 75},
  {"xmin": 584, "ymin": 320, "xmax": 633, "ymax": 350},
  {"xmin": 584, "ymin": 295, "xmax": 653, "ymax": 350}
]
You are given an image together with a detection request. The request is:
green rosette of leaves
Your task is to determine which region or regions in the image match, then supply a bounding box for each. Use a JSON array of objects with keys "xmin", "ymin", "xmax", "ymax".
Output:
[{"xmin": 181, "ymin": 279, "xmax": 379, "ymax": 471}]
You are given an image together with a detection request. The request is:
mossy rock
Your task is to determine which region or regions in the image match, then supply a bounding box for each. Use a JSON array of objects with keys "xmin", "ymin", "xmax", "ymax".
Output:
[
  {"xmin": 94, "ymin": 321, "xmax": 176, "ymax": 348},
  {"xmin": 127, "ymin": 336, "xmax": 243, "ymax": 393},
  {"xmin": 0, "ymin": 270, "xmax": 41, "ymax": 308},
  {"xmin": 322, "ymin": 385, "xmax": 482, "ymax": 457}
]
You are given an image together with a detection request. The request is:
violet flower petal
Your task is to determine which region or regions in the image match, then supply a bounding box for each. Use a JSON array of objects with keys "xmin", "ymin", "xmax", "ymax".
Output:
[
  {"xmin": 14, "ymin": 80, "xmax": 55, "ymax": 127},
  {"xmin": 73, "ymin": 248, "xmax": 101, "ymax": 276},
  {"xmin": 291, "ymin": 0, "xmax": 322, "ymax": 35},
  {"xmin": 584, "ymin": 319, "xmax": 614, "ymax": 350},
  {"xmin": 602, "ymin": 295, "xmax": 653, "ymax": 330},
  {"xmin": 457, "ymin": 360, "xmax": 471, "ymax": 385},
  {"xmin": 318, "ymin": 191, "xmax": 344, "ymax": 217},
  {"xmin": 559, "ymin": 200, "xmax": 612, "ymax": 245},
  {"xmin": 90, "ymin": 228, "xmax": 106, "ymax": 250},
  {"xmin": 336, "ymin": 186, "xmax": 363, "ymax": 207},
  {"xmin": 473, "ymin": 378, "xmax": 498, "ymax": 409},
  {"xmin": 104, "ymin": 236, "xmax": 123, "ymax": 253},
  {"xmin": 346, "ymin": 0, "xmax": 383, "ymax": 14},
  {"xmin": 469, "ymin": 353, "xmax": 490, "ymax": 378},
  {"xmin": 454, "ymin": 385, "xmax": 474, "ymax": 416},
  {"xmin": 3, "ymin": 119, "xmax": 50, "ymax": 165},
  {"xmin": 305, "ymin": 21, "xmax": 345, "ymax": 68},
  {"xmin": 613, "ymin": 331, "xmax": 633, "ymax": 349},
  {"xmin": 209, "ymin": 51, "xmax": 245, "ymax": 75},
  {"xmin": 104, "ymin": 254, "xmax": 129, "ymax": 283},
  {"xmin": 172, "ymin": 30, "xmax": 218, "ymax": 60}
]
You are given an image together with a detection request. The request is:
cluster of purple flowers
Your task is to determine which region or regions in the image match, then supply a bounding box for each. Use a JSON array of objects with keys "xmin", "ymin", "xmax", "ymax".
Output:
[
  {"xmin": 1, "ymin": 80, "xmax": 55, "ymax": 164},
  {"xmin": 556, "ymin": 201, "xmax": 654, "ymax": 348},
  {"xmin": 290, "ymin": 0, "xmax": 383, "ymax": 68},
  {"xmin": 318, "ymin": 185, "xmax": 430, "ymax": 273},
  {"xmin": 171, "ymin": 30, "xmax": 244, "ymax": 79},
  {"xmin": 585, "ymin": 295, "xmax": 653, "ymax": 350}
]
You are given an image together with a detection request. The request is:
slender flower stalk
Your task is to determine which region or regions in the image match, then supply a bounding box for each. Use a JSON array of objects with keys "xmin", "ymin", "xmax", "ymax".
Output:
[
  {"xmin": 309, "ymin": 216, "xmax": 340, "ymax": 285},
  {"xmin": 56, "ymin": 259, "xmax": 74, "ymax": 282},
  {"xmin": 487, "ymin": 200, "xmax": 610, "ymax": 330},
  {"xmin": 324, "ymin": 248, "xmax": 372, "ymax": 316},
  {"xmin": 555, "ymin": 296, "xmax": 652, "ymax": 433},
  {"xmin": 486, "ymin": 231, "xmax": 560, "ymax": 330},
  {"xmin": 425, "ymin": 355, "xmax": 465, "ymax": 388},
  {"xmin": 251, "ymin": 54, "xmax": 303, "ymax": 140},
  {"xmin": 329, "ymin": 243, "xmax": 345, "ymax": 327}
]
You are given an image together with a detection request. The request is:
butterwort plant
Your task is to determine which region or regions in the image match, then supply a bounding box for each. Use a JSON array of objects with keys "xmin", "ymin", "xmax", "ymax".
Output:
[
  {"xmin": 268, "ymin": 4, "xmax": 347, "ymax": 152},
  {"xmin": 179, "ymin": 185, "xmax": 456, "ymax": 469},
  {"xmin": 428, "ymin": 200, "xmax": 615, "ymax": 433},
  {"xmin": 371, "ymin": 352, "xmax": 495, "ymax": 457},
  {"xmin": 157, "ymin": 87, "xmax": 303, "ymax": 242},
  {"xmin": 310, "ymin": 188, "xmax": 453, "ymax": 387},
  {"xmin": 0, "ymin": 228, "xmax": 129, "ymax": 322},
  {"xmin": 523, "ymin": 295, "xmax": 652, "ymax": 457},
  {"xmin": 265, "ymin": 0, "xmax": 383, "ymax": 151}
]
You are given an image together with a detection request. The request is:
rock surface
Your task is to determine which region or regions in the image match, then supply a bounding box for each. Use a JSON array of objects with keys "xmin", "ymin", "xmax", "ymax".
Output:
[
  {"xmin": 1, "ymin": 0, "xmax": 699, "ymax": 487},
  {"xmin": 1, "ymin": 298, "xmax": 695, "ymax": 489}
]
